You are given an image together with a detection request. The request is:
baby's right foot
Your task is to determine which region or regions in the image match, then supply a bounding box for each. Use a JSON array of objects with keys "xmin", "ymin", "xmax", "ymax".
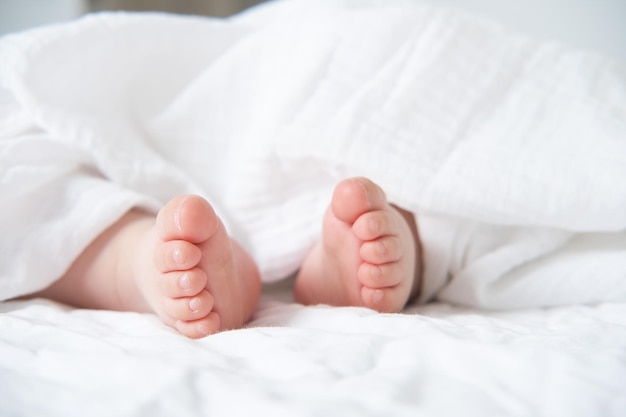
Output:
[
  {"xmin": 294, "ymin": 177, "xmax": 422, "ymax": 312},
  {"xmin": 133, "ymin": 195, "xmax": 261, "ymax": 338}
]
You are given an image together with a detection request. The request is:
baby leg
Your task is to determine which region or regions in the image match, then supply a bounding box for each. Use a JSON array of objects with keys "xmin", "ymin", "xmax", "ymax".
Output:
[{"xmin": 34, "ymin": 195, "xmax": 261, "ymax": 338}]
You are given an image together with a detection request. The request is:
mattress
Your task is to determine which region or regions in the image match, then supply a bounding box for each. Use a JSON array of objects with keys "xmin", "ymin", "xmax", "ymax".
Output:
[{"xmin": 2, "ymin": 285, "xmax": 625, "ymax": 416}]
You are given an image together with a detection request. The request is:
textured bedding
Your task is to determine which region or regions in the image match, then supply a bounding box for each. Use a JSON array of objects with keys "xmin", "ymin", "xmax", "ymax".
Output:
[
  {"xmin": 2, "ymin": 291, "xmax": 626, "ymax": 416},
  {"xmin": 1, "ymin": 0, "xmax": 625, "ymax": 415}
]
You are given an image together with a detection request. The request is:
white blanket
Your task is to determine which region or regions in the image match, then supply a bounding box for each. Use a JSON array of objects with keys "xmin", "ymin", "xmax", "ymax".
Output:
[{"xmin": 1, "ymin": 0, "xmax": 626, "ymax": 414}]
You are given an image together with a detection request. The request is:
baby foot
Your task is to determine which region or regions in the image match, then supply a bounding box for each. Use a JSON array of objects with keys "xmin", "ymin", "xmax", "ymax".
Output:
[
  {"xmin": 135, "ymin": 195, "xmax": 261, "ymax": 338},
  {"xmin": 295, "ymin": 177, "xmax": 421, "ymax": 312}
]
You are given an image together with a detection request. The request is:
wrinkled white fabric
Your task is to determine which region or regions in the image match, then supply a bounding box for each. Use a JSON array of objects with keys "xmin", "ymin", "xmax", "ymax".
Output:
[
  {"xmin": 1, "ymin": 0, "xmax": 625, "ymax": 307},
  {"xmin": 1, "ymin": 297, "xmax": 625, "ymax": 417}
]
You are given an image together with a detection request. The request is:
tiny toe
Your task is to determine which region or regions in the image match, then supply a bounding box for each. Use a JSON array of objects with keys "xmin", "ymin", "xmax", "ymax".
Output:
[
  {"xmin": 175, "ymin": 312, "xmax": 221, "ymax": 338},
  {"xmin": 353, "ymin": 210, "xmax": 394, "ymax": 240},
  {"xmin": 154, "ymin": 240, "xmax": 201, "ymax": 272},
  {"xmin": 360, "ymin": 236, "xmax": 403, "ymax": 264},
  {"xmin": 358, "ymin": 262, "xmax": 404, "ymax": 288},
  {"xmin": 164, "ymin": 290, "xmax": 214, "ymax": 321},
  {"xmin": 361, "ymin": 286, "xmax": 406, "ymax": 313},
  {"xmin": 160, "ymin": 268, "xmax": 208, "ymax": 297},
  {"xmin": 156, "ymin": 195, "xmax": 220, "ymax": 243}
]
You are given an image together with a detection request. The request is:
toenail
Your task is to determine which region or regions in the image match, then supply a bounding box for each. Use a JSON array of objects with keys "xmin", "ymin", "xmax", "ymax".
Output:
[
  {"xmin": 179, "ymin": 273, "xmax": 191, "ymax": 290},
  {"xmin": 376, "ymin": 241, "xmax": 386, "ymax": 254},
  {"xmin": 355, "ymin": 179, "xmax": 372, "ymax": 205},
  {"xmin": 174, "ymin": 197, "xmax": 186, "ymax": 232},
  {"xmin": 372, "ymin": 290, "xmax": 384, "ymax": 305},
  {"xmin": 189, "ymin": 297, "xmax": 201, "ymax": 312},
  {"xmin": 173, "ymin": 247, "xmax": 185, "ymax": 265},
  {"xmin": 370, "ymin": 265, "xmax": 382, "ymax": 280},
  {"xmin": 368, "ymin": 217, "xmax": 380, "ymax": 233},
  {"xmin": 195, "ymin": 322, "xmax": 211, "ymax": 337}
]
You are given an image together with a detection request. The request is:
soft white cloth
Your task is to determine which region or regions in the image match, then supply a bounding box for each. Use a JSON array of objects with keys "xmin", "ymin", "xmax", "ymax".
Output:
[
  {"xmin": 1, "ymin": 296, "xmax": 625, "ymax": 417},
  {"xmin": 1, "ymin": 0, "xmax": 625, "ymax": 307}
]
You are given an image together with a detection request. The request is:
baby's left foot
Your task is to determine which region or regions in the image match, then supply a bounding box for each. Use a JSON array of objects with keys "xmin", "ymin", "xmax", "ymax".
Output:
[{"xmin": 295, "ymin": 177, "xmax": 421, "ymax": 312}]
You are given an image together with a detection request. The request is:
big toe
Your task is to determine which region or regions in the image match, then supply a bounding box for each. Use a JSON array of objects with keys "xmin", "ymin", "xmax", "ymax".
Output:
[
  {"xmin": 156, "ymin": 195, "xmax": 219, "ymax": 243},
  {"xmin": 331, "ymin": 177, "xmax": 387, "ymax": 224}
]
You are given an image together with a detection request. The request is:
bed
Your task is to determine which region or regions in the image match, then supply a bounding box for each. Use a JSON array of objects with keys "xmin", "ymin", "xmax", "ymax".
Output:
[
  {"xmin": 1, "ymin": 0, "xmax": 625, "ymax": 415},
  {"xmin": 2, "ymin": 285, "xmax": 625, "ymax": 416}
]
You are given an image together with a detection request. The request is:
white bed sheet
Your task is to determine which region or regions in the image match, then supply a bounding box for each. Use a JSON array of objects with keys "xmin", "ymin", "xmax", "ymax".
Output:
[{"xmin": 2, "ymin": 283, "xmax": 625, "ymax": 417}]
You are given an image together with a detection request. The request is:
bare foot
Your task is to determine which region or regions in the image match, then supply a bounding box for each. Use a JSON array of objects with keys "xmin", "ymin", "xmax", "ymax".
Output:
[
  {"xmin": 294, "ymin": 177, "xmax": 421, "ymax": 312},
  {"xmin": 133, "ymin": 195, "xmax": 262, "ymax": 337},
  {"xmin": 35, "ymin": 195, "xmax": 261, "ymax": 339}
]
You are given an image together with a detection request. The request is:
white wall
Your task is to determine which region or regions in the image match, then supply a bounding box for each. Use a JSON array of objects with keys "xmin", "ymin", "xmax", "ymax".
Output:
[
  {"xmin": 1, "ymin": 0, "xmax": 624, "ymax": 65},
  {"xmin": 424, "ymin": 0, "xmax": 626, "ymax": 64},
  {"xmin": 0, "ymin": 0, "xmax": 265, "ymax": 36},
  {"xmin": 0, "ymin": 0, "xmax": 86, "ymax": 36}
]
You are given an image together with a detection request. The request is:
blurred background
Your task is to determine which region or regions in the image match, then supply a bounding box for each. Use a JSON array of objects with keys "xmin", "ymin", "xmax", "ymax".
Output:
[
  {"xmin": 0, "ymin": 0, "xmax": 268, "ymax": 35},
  {"xmin": 88, "ymin": 0, "xmax": 267, "ymax": 16},
  {"xmin": 0, "ymin": 0, "xmax": 624, "ymax": 64}
]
